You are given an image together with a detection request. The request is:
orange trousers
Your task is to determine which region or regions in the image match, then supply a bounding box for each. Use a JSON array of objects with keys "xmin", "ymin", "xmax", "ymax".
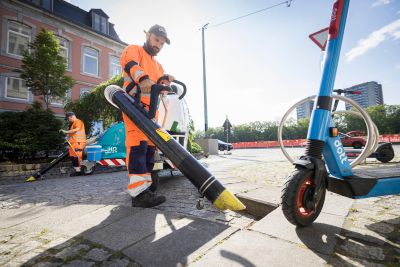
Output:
[{"xmin": 69, "ymin": 141, "xmax": 85, "ymax": 167}]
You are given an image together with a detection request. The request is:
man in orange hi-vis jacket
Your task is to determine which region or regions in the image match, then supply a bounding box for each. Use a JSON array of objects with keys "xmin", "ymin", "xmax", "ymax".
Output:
[
  {"xmin": 120, "ymin": 24, "xmax": 174, "ymax": 208},
  {"xmin": 60, "ymin": 112, "xmax": 86, "ymax": 176}
]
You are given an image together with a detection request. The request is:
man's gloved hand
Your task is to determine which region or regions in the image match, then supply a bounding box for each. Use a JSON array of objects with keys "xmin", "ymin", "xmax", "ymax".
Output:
[
  {"xmin": 59, "ymin": 129, "xmax": 67, "ymax": 134},
  {"xmin": 158, "ymin": 74, "xmax": 175, "ymax": 86},
  {"xmin": 138, "ymin": 78, "xmax": 155, "ymax": 94}
]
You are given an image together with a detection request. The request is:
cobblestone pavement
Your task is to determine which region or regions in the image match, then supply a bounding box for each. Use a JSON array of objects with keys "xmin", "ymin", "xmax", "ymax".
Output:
[
  {"xmin": 0, "ymin": 160, "xmax": 255, "ymax": 266},
  {"xmin": 0, "ymin": 146, "xmax": 399, "ymax": 266}
]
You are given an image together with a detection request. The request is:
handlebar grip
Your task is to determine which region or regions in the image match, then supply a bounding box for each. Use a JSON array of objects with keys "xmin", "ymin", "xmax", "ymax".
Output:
[
  {"xmin": 172, "ymin": 80, "xmax": 187, "ymax": 100},
  {"xmin": 148, "ymin": 84, "xmax": 173, "ymax": 119}
]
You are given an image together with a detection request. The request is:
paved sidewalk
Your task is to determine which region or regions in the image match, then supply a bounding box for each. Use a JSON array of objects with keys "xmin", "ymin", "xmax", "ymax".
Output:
[{"xmin": 0, "ymin": 149, "xmax": 399, "ymax": 266}]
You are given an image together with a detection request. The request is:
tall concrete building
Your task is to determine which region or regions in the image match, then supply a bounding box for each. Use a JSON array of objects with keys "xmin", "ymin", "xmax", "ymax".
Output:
[
  {"xmin": 296, "ymin": 100, "xmax": 314, "ymax": 120},
  {"xmin": 344, "ymin": 81, "xmax": 384, "ymax": 110},
  {"xmin": 0, "ymin": 0, "xmax": 126, "ymax": 117}
]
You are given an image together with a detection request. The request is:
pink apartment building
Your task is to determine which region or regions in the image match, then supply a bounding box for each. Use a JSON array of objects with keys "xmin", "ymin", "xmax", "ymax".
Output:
[{"xmin": 0, "ymin": 0, "xmax": 126, "ymax": 117}]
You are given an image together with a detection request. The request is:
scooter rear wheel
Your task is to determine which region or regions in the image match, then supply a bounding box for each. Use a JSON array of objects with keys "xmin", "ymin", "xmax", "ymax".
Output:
[
  {"xmin": 281, "ymin": 168, "xmax": 325, "ymax": 226},
  {"xmin": 376, "ymin": 147, "xmax": 394, "ymax": 163}
]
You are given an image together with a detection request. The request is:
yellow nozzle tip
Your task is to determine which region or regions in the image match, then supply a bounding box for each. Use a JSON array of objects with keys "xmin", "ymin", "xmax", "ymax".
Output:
[
  {"xmin": 26, "ymin": 176, "xmax": 36, "ymax": 182},
  {"xmin": 213, "ymin": 189, "xmax": 246, "ymax": 211}
]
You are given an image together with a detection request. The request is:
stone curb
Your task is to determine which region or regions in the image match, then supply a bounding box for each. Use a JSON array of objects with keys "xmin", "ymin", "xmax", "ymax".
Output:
[{"xmin": 0, "ymin": 163, "xmax": 126, "ymax": 185}]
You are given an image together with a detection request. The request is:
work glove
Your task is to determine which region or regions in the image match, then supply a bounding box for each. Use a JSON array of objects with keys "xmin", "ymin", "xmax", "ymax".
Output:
[
  {"xmin": 158, "ymin": 74, "xmax": 175, "ymax": 86},
  {"xmin": 59, "ymin": 129, "xmax": 67, "ymax": 134},
  {"xmin": 138, "ymin": 78, "xmax": 154, "ymax": 94}
]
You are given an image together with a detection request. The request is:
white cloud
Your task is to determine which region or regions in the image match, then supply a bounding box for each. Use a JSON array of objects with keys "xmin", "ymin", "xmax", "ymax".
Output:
[
  {"xmin": 372, "ymin": 0, "xmax": 391, "ymax": 7},
  {"xmin": 345, "ymin": 19, "xmax": 400, "ymax": 61},
  {"xmin": 396, "ymin": 64, "xmax": 400, "ymax": 70}
]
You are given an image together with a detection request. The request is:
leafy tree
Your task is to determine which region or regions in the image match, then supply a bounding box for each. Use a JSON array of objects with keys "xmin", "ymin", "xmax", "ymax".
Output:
[
  {"xmin": 64, "ymin": 75, "xmax": 123, "ymax": 135},
  {"xmin": 0, "ymin": 102, "xmax": 64, "ymax": 161},
  {"xmin": 367, "ymin": 105, "xmax": 389, "ymax": 134},
  {"xmin": 340, "ymin": 105, "xmax": 400, "ymax": 135},
  {"xmin": 386, "ymin": 105, "xmax": 400, "ymax": 134},
  {"xmin": 21, "ymin": 28, "xmax": 73, "ymax": 109}
]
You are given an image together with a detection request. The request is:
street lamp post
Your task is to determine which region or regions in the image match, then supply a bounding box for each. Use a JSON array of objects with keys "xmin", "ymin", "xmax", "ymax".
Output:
[{"xmin": 201, "ymin": 23, "xmax": 209, "ymax": 133}]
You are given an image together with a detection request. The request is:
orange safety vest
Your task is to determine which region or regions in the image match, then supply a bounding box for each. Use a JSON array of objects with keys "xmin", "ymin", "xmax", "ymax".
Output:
[
  {"xmin": 120, "ymin": 44, "xmax": 165, "ymax": 103},
  {"xmin": 69, "ymin": 119, "xmax": 86, "ymax": 143},
  {"xmin": 120, "ymin": 44, "xmax": 166, "ymax": 148}
]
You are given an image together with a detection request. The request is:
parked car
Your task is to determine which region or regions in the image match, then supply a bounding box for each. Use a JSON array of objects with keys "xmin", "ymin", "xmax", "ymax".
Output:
[
  {"xmin": 346, "ymin": 130, "xmax": 366, "ymax": 137},
  {"xmin": 339, "ymin": 132, "xmax": 366, "ymax": 149},
  {"xmin": 218, "ymin": 140, "xmax": 233, "ymax": 151}
]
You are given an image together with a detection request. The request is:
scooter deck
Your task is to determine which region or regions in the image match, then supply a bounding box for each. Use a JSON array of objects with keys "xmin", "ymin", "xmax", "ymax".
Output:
[
  {"xmin": 328, "ymin": 165, "xmax": 400, "ymax": 199},
  {"xmin": 352, "ymin": 166, "xmax": 399, "ymax": 178}
]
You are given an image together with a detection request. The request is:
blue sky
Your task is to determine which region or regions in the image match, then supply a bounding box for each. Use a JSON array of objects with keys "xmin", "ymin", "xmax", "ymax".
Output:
[{"xmin": 70, "ymin": 0, "xmax": 400, "ymax": 131}]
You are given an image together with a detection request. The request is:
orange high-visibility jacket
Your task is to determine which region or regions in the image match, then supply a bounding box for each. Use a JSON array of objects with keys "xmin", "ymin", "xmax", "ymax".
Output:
[
  {"xmin": 120, "ymin": 45, "xmax": 165, "ymax": 101},
  {"xmin": 120, "ymin": 45, "xmax": 166, "ymax": 147},
  {"xmin": 69, "ymin": 119, "xmax": 86, "ymax": 143}
]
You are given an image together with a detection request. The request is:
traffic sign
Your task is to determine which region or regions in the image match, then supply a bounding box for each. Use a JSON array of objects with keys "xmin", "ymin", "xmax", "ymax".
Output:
[{"xmin": 309, "ymin": 27, "xmax": 329, "ymax": 51}]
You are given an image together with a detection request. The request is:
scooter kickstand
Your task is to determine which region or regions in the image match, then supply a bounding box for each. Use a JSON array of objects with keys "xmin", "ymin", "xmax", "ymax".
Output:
[{"xmin": 196, "ymin": 194, "xmax": 205, "ymax": 210}]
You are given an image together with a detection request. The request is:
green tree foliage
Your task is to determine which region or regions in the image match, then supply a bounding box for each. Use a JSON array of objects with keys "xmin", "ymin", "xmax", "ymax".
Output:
[
  {"xmin": 64, "ymin": 75, "xmax": 123, "ymax": 135},
  {"xmin": 187, "ymin": 118, "xmax": 202, "ymax": 153},
  {"xmin": 386, "ymin": 105, "xmax": 400, "ymax": 134},
  {"xmin": 197, "ymin": 119, "xmax": 309, "ymax": 142},
  {"xmin": 21, "ymin": 28, "xmax": 73, "ymax": 109},
  {"xmin": 339, "ymin": 105, "xmax": 400, "ymax": 135},
  {"xmin": 0, "ymin": 102, "xmax": 64, "ymax": 161}
]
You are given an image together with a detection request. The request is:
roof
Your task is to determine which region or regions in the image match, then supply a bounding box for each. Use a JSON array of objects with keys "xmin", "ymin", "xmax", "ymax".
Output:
[
  {"xmin": 17, "ymin": 0, "xmax": 126, "ymax": 45},
  {"xmin": 89, "ymin": 9, "xmax": 109, "ymax": 18}
]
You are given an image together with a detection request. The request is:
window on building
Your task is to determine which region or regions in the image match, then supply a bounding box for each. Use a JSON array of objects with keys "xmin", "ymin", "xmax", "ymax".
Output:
[
  {"xmin": 101, "ymin": 17, "xmax": 107, "ymax": 34},
  {"xmin": 29, "ymin": 0, "xmax": 52, "ymax": 10},
  {"xmin": 83, "ymin": 47, "xmax": 99, "ymax": 76},
  {"xmin": 56, "ymin": 36, "xmax": 70, "ymax": 69},
  {"xmin": 7, "ymin": 21, "xmax": 31, "ymax": 57},
  {"xmin": 66, "ymin": 89, "xmax": 72, "ymax": 101},
  {"xmin": 80, "ymin": 88, "xmax": 92, "ymax": 98},
  {"xmin": 93, "ymin": 13, "xmax": 108, "ymax": 34},
  {"xmin": 6, "ymin": 77, "xmax": 29, "ymax": 100},
  {"xmin": 94, "ymin": 14, "xmax": 100, "ymax": 32},
  {"xmin": 50, "ymin": 95, "xmax": 64, "ymax": 105},
  {"xmin": 50, "ymin": 89, "xmax": 71, "ymax": 105},
  {"xmin": 109, "ymin": 55, "xmax": 121, "ymax": 78},
  {"xmin": 42, "ymin": 0, "xmax": 51, "ymax": 10}
]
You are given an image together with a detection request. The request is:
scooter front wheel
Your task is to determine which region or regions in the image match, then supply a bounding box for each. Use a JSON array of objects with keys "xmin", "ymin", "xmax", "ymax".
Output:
[{"xmin": 281, "ymin": 168, "xmax": 325, "ymax": 227}]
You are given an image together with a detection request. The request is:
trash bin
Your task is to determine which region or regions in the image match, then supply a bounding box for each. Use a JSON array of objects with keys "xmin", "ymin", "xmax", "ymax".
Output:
[{"xmin": 86, "ymin": 145, "xmax": 102, "ymax": 161}]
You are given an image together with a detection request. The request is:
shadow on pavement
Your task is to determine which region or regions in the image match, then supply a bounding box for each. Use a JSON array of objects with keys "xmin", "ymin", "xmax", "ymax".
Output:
[
  {"xmin": 295, "ymin": 220, "xmax": 400, "ymax": 266},
  {"xmin": 220, "ymin": 250, "xmax": 256, "ymax": 267},
  {"xmin": 0, "ymin": 173, "xmax": 234, "ymax": 266}
]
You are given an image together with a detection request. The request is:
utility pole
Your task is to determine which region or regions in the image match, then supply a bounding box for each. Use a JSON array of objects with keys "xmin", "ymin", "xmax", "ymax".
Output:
[{"xmin": 201, "ymin": 23, "xmax": 209, "ymax": 133}]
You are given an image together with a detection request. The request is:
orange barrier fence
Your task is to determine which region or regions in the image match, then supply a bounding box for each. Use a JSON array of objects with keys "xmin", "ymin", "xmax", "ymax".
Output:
[
  {"xmin": 232, "ymin": 134, "xmax": 400, "ymax": 149},
  {"xmin": 233, "ymin": 139, "xmax": 307, "ymax": 149},
  {"xmin": 379, "ymin": 134, "xmax": 400, "ymax": 143}
]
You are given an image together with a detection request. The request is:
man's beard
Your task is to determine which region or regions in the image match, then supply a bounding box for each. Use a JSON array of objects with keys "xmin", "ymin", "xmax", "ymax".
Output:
[{"xmin": 143, "ymin": 41, "xmax": 159, "ymax": 56}]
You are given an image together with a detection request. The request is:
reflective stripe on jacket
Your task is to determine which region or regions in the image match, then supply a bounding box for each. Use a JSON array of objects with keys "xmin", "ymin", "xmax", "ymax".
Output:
[
  {"xmin": 69, "ymin": 119, "xmax": 86, "ymax": 143},
  {"xmin": 120, "ymin": 44, "xmax": 165, "ymax": 98}
]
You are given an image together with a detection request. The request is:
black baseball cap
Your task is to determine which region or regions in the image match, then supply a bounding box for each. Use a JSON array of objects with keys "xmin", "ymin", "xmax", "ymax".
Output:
[
  {"xmin": 65, "ymin": 111, "xmax": 75, "ymax": 120},
  {"xmin": 147, "ymin": 24, "xmax": 170, "ymax": 45}
]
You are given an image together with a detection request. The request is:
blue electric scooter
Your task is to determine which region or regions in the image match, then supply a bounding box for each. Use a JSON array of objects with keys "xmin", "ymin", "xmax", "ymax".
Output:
[{"xmin": 281, "ymin": 0, "xmax": 400, "ymax": 226}]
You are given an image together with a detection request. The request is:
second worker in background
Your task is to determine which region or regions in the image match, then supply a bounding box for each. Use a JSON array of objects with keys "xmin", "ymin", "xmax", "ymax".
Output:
[{"xmin": 120, "ymin": 24, "xmax": 174, "ymax": 208}]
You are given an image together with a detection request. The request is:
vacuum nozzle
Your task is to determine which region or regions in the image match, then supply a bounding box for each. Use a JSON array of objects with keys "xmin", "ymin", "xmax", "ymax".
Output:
[
  {"xmin": 105, "ymin": 85, "xmax": 124, "ymax": 109},
  {"xmin": 213, "ymin": 189, "xmax": 246, "ymax": 211}
]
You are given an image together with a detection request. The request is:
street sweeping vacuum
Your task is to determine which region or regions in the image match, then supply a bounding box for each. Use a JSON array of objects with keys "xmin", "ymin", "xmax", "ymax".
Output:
[
  {"xmin": 104, "ymin": 81, "xmax": 245, "ymax": 211},
  {"xmin": 26, "ymin": 80, "xmax": 191, "ymax": 182}
]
